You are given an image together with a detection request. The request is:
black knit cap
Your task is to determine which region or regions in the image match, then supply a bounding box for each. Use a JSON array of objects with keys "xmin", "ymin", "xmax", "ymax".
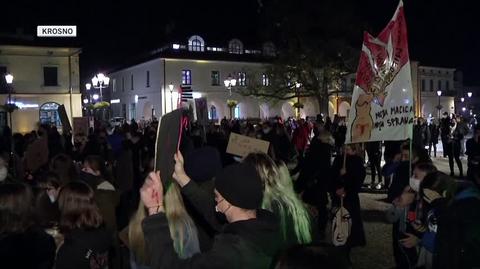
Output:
[{"xmin": 214, "ymin": 162, "xmax": 263, "ymax": 210}]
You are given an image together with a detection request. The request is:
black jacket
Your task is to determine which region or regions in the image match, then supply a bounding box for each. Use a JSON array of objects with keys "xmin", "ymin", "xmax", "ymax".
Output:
[
  {"xmin": 434, "ymin": 184, "xmax": 480, "ymax": 269},
  {"xmin": 56, "ymin": 228, "xmax": 111, "ymax": 269},
  {"xmin": 0, "ymin": 227, "xmax": 56, "ymax": 269},
  {"xmin": 142, "ymin": 181, "xmax": 281, "ymax": 269}
]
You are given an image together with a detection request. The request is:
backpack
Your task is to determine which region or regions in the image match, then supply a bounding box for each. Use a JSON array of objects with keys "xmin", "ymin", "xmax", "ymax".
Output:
[{"xmin": 332, "ymin": 197, "xmax": 352, "ymax": 247}]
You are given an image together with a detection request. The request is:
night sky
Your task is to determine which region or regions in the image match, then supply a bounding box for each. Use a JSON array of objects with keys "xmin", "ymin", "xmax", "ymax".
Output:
[{"xmin": 1, "ymin": 0, "xmax": 479, "ymax": 85}]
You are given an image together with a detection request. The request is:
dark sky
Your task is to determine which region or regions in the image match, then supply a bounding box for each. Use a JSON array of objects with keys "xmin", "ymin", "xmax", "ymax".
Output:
[{"xmin": 1, "ymin": 0, "xmax": 479, "ymax": 85}]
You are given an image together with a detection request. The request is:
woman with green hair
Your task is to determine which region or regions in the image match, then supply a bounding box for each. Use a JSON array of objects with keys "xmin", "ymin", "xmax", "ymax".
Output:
[{"xmin": 243, "ymin": 152, "xmax": 312, "ymax": 246}]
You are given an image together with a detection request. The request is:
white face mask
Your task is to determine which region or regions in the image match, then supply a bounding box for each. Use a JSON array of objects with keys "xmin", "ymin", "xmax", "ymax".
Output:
[
  {"xmin": 0, "ymin": 167, "xmax": 7, "ymax": 182},
  {"xmin": 409, "ymin": 177, "xmax": 421, "ymax": 192},
  {"xmin": 48, "ymin": 194, "xmax": 56, "ymax": 203}
]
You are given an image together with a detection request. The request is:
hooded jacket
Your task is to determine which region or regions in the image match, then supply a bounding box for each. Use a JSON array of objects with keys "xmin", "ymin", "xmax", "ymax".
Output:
[{"xmin": 142, "ymin": 181, "xmax": 281, "ymax": 269}]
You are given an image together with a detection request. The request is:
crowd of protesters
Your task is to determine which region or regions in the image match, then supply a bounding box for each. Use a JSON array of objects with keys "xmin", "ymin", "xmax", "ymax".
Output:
[{"xmin": 0, "ymin": 111, "xmax": 479, "ymax": 269}]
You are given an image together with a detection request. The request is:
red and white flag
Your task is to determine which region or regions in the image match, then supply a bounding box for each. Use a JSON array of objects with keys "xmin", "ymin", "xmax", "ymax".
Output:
[{"xmin": 346, "ymin": 0, "xmax": 414, "ymax": 143}]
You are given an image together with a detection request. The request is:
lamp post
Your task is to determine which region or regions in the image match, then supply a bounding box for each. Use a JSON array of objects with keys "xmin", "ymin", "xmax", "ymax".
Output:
[
  {"xmin": 224, "ymin": 75, "xmax": 237, "ymax": 96},
  {"xmin": 467, "ymin": 91, "xmax": 473, "ymax": 116},
  {"xmin": 436, "ymin": 90, "xmax": 442, "ymax": 119},
  {"xmin": 91, "ymin": 73, "xmax": 110, "ymax": 101},
  {"xmin": 168, "ymin": 83, "xmax": 174, "ymax": 111},
  {"xmin": 5, "ymin": 73, "xmax": 14, "ymax": 131}
]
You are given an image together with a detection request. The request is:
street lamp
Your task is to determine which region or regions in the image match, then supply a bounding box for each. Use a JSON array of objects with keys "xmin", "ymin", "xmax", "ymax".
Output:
[
  {"xmin": 468, "ymin": 92, "xmax": 473, "ymax": 98},
  {"xmin": 436, "ymin": 90, "xmax": 442, "ymax": 119},
  {"xmin": 168, "ymin": 83, "xmax": 174, "ymax": 111},
  {"xmin": 224, "ymin": 75, "xmax": 237, "ymax": 96},
  {"xmin": 4, "ymin": 73, "xmax": 14, "ymax": 131},
  {"xmin": 461, "ymin": 97, "xmax": 465, "ymax": 102},
  {"xmin": 91, "ymin": 73, "xmax": 110, "ymax": 101},
  {"xmin": 83, "ymin": 98, "xmax": 89, "ymax": 104},
  {"xmin": 93, "ymin": 94, "xmax": 99, "ymax": 101}
]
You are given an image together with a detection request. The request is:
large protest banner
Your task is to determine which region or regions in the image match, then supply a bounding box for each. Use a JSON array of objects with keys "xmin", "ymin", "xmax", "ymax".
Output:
[
  {"xmin": 194, "ymin": 97, "xmax": 208, "ymax": 125},
  {"xmin": 346, "ymin": 1, "xmax": 413, "ymax": 143}
]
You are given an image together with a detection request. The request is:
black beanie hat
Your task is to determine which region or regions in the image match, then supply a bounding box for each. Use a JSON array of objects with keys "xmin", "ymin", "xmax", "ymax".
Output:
[
  {"xmin": 184, "ymin": 146, "xmax": 222, "ymax": 183},
  {"xmin": 215, "ymin": 163, "xmax": 263, "ymax": 210}
]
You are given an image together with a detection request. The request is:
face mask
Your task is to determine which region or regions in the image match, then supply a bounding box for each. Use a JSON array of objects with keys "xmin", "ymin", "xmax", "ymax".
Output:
[
  {"xmin": 409, "ymin": 176, "xmax": 420, "ymax": 192},
  {"xmin": 48, "ymin": 194, "xmax": 56, "ymax": 203},
  {"xmin": 0, "ymin": 167, "xmax": 7, "ymax": 181}
]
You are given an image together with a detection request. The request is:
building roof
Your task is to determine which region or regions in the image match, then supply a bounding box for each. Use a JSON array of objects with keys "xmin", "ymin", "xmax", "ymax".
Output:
[{"xmin": 0, "ymin": 33, "xmax": 81, "ymax": 56}]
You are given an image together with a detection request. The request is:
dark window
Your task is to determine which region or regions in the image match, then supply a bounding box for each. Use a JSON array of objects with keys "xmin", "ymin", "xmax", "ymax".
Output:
[
  {"xmin": 146, "ymin": 71, "xmax": 150, "ymax": 87},
  {"xmin": 421, "ymin": 79, "xmax": 425, "ymax": 91},
  {"xmin": 430, "ymin": 79, "xmax": 433, "ymax": 91},
  {"xmin": 211, "ymin": 71, "xmax": 220, "ymax": 86},
  {"xmin": 122, "ymin": 77, "xmax": 125, "ymax": 91},
  {"xmin": 131, "ymin": 75, "xmax": 134, "ymax": 90},
  {"xmin": 43, "ymin": 66, "xmax": 58, "ymax": 86},
  {"xmin": 438, "ymin": 80, "xmax": 441, "ymax": 91},
  {"xmin": 238, "ymin": 72, "xmax": 246, "ymax": 86},
  {"xmin": 0, "ymin": 66, "xmax": 7, "ymax": 93},
  {"xmin": 122, "ymin": 103, "xmax": 127, "ymax": 119},
  {"xmin": 182, "ymin": 70, "xmax": 192, "ymax": 85},
  {"xmin": 446, "ymin": 80, "xmax": 450, "ymax": 91}
]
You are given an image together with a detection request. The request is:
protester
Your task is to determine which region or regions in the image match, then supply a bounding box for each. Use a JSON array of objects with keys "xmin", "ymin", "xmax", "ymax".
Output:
[
  {"xmin": 428, "ymin": 120, "xmax": 439, "ymax": 158},
  {"xmin": 446, "ymin": 115, "xmax": 464, "ymax": 177},
  {"xmin": 295, "ymin": 130, "xmax": 333, "ymax": 238},
  {"xmin": 331, "ymin": 143, "xmax": 366, "ymax": 262},
  {"xmin": 0, "ymin": 183, "xmax": 56, "ymax": 269},
  {"xmin": 366, "ymin": 141, "xmax": 383, "ymax": 189},
  {"xmin": 56, "ymin": 181, "xmax": 111, "ymax": 269},
  {"xmin": 140, "ymin": 153, "xmax": 281, "ymax": 268},
  {"xmin": 466, "ymin": 125, "xmax": 480, "ymax": 185},
  {"xmin": 244, "ymin": 152, "xmax": 312, "ymax": 246}
]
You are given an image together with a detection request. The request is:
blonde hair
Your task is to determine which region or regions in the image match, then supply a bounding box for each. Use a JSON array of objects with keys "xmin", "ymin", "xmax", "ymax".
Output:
[
  {"xmin": 244, "ymin": 153, "xmax": 312, "ymax": 244},
  {"xmin": 128, "ymin": 183, "xmax": 200, "ymax": 265}
]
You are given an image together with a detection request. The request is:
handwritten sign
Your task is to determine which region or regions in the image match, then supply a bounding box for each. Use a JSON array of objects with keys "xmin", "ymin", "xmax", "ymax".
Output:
[
  {"xmin": 226, "ymin": 133, "xmax": 270, "ymax": 157},
  {"xmin": 73, "ymin": 117, "xmax": 89, "ymax": 137}
]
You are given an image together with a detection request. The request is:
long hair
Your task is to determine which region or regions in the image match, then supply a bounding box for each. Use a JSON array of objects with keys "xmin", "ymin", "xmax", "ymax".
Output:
[
  {"xmin": 128, "ymin": 183, "xmax": 200, "ymax": 264},
  {"xmin": 0, "ymin": 183, "xmax": 34, "ymax": 234},
  {"xmin": 58, "ymin": 181, "xmax": 103, "ymax": 233},
  {"xmin": 244, "ymin": 153, "xmax": 312, "ymax": 244}
]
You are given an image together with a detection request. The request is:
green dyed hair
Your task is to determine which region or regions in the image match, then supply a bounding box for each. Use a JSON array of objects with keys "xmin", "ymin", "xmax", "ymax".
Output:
[{"xmin": 244, "ymin": 153, "xmax": 312, "ymax": 244}]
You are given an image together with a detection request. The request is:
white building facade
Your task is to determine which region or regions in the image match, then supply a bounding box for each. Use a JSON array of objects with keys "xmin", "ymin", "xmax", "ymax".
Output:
[
  {"xmin": 418, "ymin": 66, "xmax": 456, "ymax": 118},
  {"xmin": 0, "ymin": 45, "xmax": 83, "ymax": 133},
  {"xmin": 107, "ymin": 36, "xmax": 320, "ymax": 122}
]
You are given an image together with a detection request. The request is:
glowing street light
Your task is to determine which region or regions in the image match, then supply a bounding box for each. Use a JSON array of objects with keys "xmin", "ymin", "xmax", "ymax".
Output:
[
  {"xmin": 93, "ymin": 94, "xmax": 99, "ymax": 101},
  {"xmin": 468, "ymin": 92, "xmax": 473, "ymax": 98},
  {"xmin": 224, "ymin": 75, "xmax": 237, "ymax": 96},
  {"xmin": 83, "ymin": 98, "xmax": 89, "ymax": 104},
  {"xmin": 91, "ymin": 73, "xmax": 110, "ymax": 101}
]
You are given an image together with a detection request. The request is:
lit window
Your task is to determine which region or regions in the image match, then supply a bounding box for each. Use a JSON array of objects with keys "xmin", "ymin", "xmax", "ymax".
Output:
[
  {"xmin": 172, "ymin": 44, "xmax": 180, "ymax": 49},
  {"xmin": 234, "ymin": 105, "xmax": 240, "ymax": 118},
  {"xmin": 209, "ymin": 105, "xmax": 217, "ymax": 120},
  {"xmin": 182, "ymin": 70, "xmax": 192, "ymax": 85},
  {"xmin": 188, "ymin": 35, "xmax": 205, "ymax": 52},
  {"xmin": 228, "ymin": 39, "xmax": 243, "ymax": 54},
  {"xmin": 112, "ymin": 78, "xmax": 117, "ymax": 92},
  {"xmin": 238, "ymin": 72, "xmax": 247, "ymax": 86},
  {"xmin": 262, "ymin": 74, "xmax": 270, "ymax": 86}
]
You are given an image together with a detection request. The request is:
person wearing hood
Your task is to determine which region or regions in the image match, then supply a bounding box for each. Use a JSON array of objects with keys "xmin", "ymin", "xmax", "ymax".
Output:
[{"xmin": 141, "ymin": 152, "xmax": 281, "ymax": 269}]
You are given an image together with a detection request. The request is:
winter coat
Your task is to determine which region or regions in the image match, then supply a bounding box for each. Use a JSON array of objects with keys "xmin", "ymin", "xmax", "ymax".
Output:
[
  {"xmin": 296, "ymin": 139, "xmax": 332, "ymax": 207},
  {"xmin": 331, "ymin": 154, "xmax": 367, "ymax": 248},
  {"xmin": 433, "ymin": 184, "xmax": 480, "ymax": 269},
  {"xmin": 56, "ymin": 228, "xmax": 111, "ymax": 269},
  {"xmin": 141, "ymin": 180, "xmax": 281, "ymax": 269},
  {"xmin": 429, "ymin": 124, "xmax": 439, "ymax": 144},
  {"xmin": 0, "ymin": 227, "xmax": 56, "ymax": 269},
  {"xmin": 387, "ymin": 161, "xmax": 411, "ymax": 203}
]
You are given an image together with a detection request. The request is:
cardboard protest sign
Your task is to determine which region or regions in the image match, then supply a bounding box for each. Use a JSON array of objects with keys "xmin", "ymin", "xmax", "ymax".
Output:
[
  {"xmin": 226, "ymin": 132, "xmax": 270, "ymax": 157},
  {"xmin": 194, "ymin": 97, "xmax": 208, "ymax": 125},
  {"xmin": 154, "ymin": 109, "xmax": 183, "ymax": 189},
  {"xmin": 57, "ymin": 104, "xmax": 72, "ymax": 134},
  {"xmin": 73, "ymin": 117, "xmax": 89, "ymax": 137}
]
